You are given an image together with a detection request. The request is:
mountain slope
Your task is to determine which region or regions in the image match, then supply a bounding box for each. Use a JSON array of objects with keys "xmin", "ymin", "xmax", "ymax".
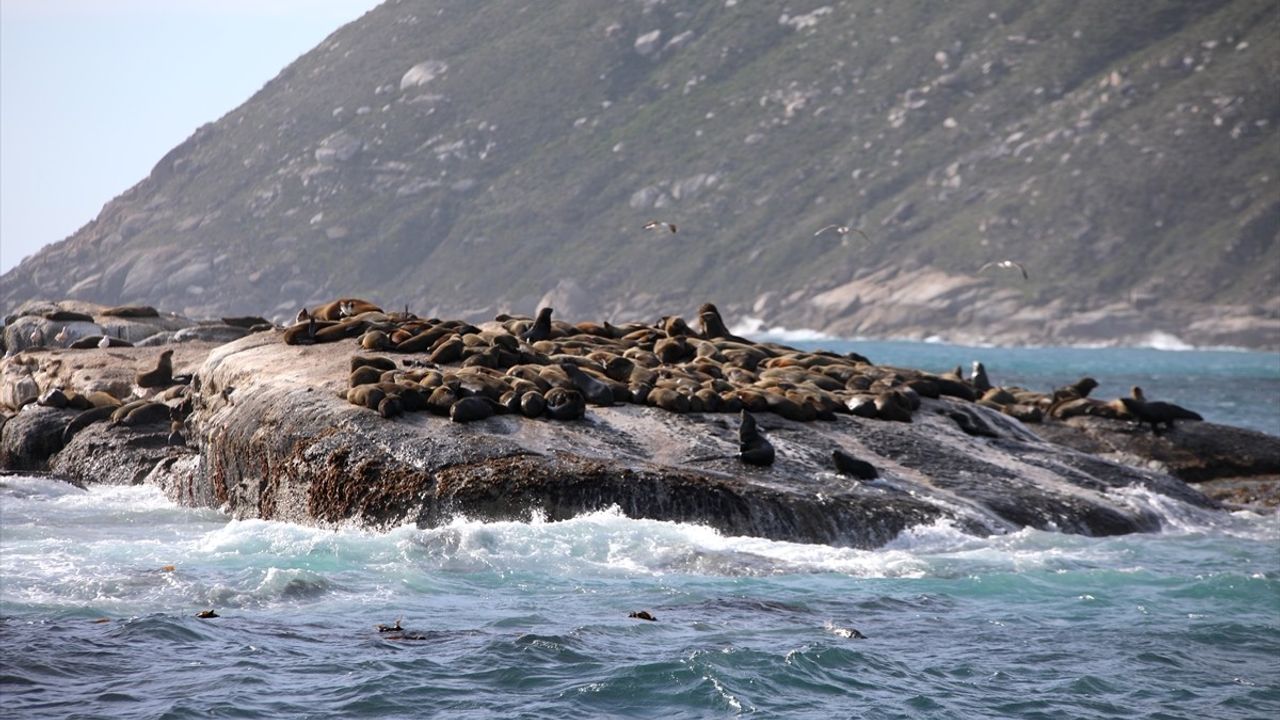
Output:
[{"xmin": 4, "ymin": 0, "xmax": 1278, "ymax": 347}]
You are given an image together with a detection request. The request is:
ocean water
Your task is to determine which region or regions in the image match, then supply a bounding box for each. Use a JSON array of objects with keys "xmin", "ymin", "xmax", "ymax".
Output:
[
  {"xmin": 784, "ymin": 339, "xmax": 1280, "ymax": 436},
  {"xmin": 2, "ymin": 343, "xmax": 1279, "ymax": 719}
]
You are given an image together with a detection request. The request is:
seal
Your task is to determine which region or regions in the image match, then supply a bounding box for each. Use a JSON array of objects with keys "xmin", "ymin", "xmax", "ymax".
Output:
[
  {"xmin": 62, "ymin": 405, "xmax": 116, "ymax": 443},
  {"xmin": 450, "ymin": 396, "xmax": 497, "ymax": 423},
  {"xmin": 834, "ymin": 445, "xmax": 875, "ymax": 479},
  {"xmin": 378, "ymin": 395, "xmax": 404, "ymax": 419},
  {"xmin": 737, "ymin": 409, "xmax": 775, "ymax": 466},
  {"xmin": 119, "ymin": 402, "xmax": 171, "ymax": 427},
  {"xmin": 347, "ymin": 385, "xmax": 387, "ymax": 412},
  {"xmin": 100, "ymin": 306, "xmax": 160, "ymax": 318},
  {"xmin": 220, "ymin": 315, "xmax": 270, "ymax": 329},
  {"xmin": 628, "ymin": 610, "xmax": 657, "ymax": 621},
  {"xmin": 428, "ymin": 337, "xmax": 465, "ymax": 364},
  {"xmin": 970, "ymin": 362, "xmax": 992, "ymax": 393},
  {"xmin": 349, "ymin": 366, "xmax": 383, "ymax": 388},
  {"xmin": 168, "ymin": 416, "xmax": 185, "ymax": 446},
  {"xmin": 135, "ymin": 350, "xmax": 175, "ymax": 389},
  {"xmin": 351, "ymin": 355, "xmax": 398, "ymax": 373},
  {"xmin": 425, "ymin": 386, "xmax": 460, "ymax": 416},
  {"xmin": 283, "ymin": 317, "xmax": 327, "ymax": 345},
  {"xmin": 70, "ymin": 335, "xmax": 132, "ymax": 349},
  {"xmin": 1052, "ymin": 377, "xmax": 1099, "ymax": 403},
  {"xmin": 561, "ymin": 363, "xmax": 614, "ymax": 406},
  {"xmin": 519, "ymin": 390, "xmax": 546, "ymax": 418},
  {"xmin": 544, "ymin": 387, "xmax": 586, "ymax": 421},
  {"xmin": 311, "ymin": 298, "xmax": 382, "ymax": 321},
  {"xmin": 874, "ymin": 390, "xmax": 913, "ymax": 423},
  {"xmin": 195, "ymin": 610, "xmax": 219, "ymax": 619},
  {"xmin": 521, "ymin": 308, "xmax": 554, "ymax": 343},
  {"xmin": 1118, "ymin": 386, "xmax": 1202, "ymax": 434}
]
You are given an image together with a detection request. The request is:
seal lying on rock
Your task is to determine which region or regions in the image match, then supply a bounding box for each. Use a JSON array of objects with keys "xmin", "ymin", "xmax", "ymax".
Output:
[
  {"xmin": 62, "ymin": 405, "xmax": 117, "ymax": 443},
  {"xmin": 544, "ymin": 387, "xmax": 586, "ymax": 421},
  {"xmin": 311, "ymin": 298, "xmax": 381, "ymax": 321},
  {"xmin": 832, "ymin": 449, "xmax": 878, "ymax": 480}
]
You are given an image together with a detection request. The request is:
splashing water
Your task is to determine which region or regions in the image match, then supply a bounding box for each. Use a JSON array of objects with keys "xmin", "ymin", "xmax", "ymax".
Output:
[{"xmin": 2, "ymin": 475, "xmax": 1277, "ymax": 719}]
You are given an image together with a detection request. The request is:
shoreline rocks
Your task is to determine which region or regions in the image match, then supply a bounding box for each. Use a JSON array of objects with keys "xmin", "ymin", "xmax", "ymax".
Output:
[{"xmin": 2, "ymin": 301, "xmax": 1277, "ymax": 548}]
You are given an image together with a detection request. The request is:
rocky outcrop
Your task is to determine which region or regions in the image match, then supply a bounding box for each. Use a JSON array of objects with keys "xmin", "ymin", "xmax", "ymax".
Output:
[
  {"xmin": 6, "ymin": 301, "xmax": 1277, "ymax": 545},
  {"xmin": 1033, "ymin": 417, "xmax": 1280, "ymax": 483},
  {"xmin": 0, "ymin": 406, "xmax": 76, "ymax": 471}
]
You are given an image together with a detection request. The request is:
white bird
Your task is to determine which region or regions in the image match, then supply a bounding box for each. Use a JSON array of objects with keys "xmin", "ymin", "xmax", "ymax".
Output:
[
  {"xmin": 814, "ymin": 225, "xmax": 870, "ymax": 244},
  {"xmin": 978, "ymin": 260, "xmax": 1029, "ymax": 280},
  {"xmin": 54, "ymin": 326, "xmax": 72, "ymax": 345},
  {"xmin": 98, "ymin": 335, "xmax": 111, "ymax": 349},
  {"xmin": 643, "ymin": 220, "xmax": 677, "ymax": 234}
]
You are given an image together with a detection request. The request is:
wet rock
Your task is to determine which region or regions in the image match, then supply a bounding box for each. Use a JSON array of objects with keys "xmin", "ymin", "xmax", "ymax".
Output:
[
  {"xmin": 0, "ymin": 405, "xmax": 76, "ymax": 471},
  {"xmin": 50, "ymin": 421, "xmax": 197, "ymax": 487},
  {"xmin": 1033, "ymin": 417, "xmax": 1280, "ymax": 483}
]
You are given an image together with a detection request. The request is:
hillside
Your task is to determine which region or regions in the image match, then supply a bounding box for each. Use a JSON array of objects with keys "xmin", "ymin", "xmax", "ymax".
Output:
[{"xmin": 3, "ymin": 0, "xmax": 1278, "ymax": 348}]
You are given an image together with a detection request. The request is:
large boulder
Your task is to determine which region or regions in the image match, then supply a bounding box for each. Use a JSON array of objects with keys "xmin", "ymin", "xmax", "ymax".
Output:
[{"xmin": 0, "ymin": 405, "xmax": 76, "ymax": 471}]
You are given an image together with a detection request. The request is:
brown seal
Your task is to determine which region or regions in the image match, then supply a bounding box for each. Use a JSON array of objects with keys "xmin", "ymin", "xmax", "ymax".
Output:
[
  {"xmin": 560, "ymin": 363, "xmax": 614, "ymax": 406},
  {"xmin": 544, "ymin": 387, "xmax": 586, "ymax": 420},
  {"xmin": 135, "ymin": 350, "xmax": 175, "ymax": 389},
  {"xmin": 311, "ymin": 298, "xmax": 382, "ymax": 321},
  {"xmin": 450, "ymin": 396, "xmax": 497, "ymax": 423},
  {"xmin": 100, "ymin": 306, "xmax": 160, "ymax": 318},
  {"xmin": 378, "ymin": 395, "xmax": 404, "ymax": 419},
  {"xmin": 697, "ymin": 303, "xmax": 750, "ymax": 343},
  {"xmin": 350, "ymin": 366, "xmax": 383, "ymax": 387},
  {"xmin": 347, "ymin": 385, "xmax": 387, "ymax": 411},
  {"xmin": 519, "ymin": 390, "xmax": 547, "ymax": 418},
  {"xmin": 62, "ymin": 405, "xmax": 117, "ymax": 443},
  {"xmin": 117, "ymin": 402, "xmax": 171, "ymax": 427}
]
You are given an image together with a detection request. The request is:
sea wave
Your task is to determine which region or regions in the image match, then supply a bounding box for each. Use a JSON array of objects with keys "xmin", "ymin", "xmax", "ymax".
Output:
[{"xmin": 727, "ymin": 319, "xmax": 1253, "ymax": 353}]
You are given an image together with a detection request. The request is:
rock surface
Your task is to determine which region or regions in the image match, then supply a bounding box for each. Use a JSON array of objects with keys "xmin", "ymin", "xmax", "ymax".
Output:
[{"xmin": 7, "ymin": 319, "xmax": 1276, "ymax": 548}]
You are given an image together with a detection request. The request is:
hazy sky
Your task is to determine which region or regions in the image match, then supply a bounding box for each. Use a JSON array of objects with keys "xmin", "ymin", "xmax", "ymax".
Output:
[{"xmin": 0, "ymin": 0, "xmax": 384, "ymax": 273}]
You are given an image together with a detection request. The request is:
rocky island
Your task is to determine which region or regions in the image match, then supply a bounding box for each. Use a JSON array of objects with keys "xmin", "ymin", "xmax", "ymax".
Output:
[{"xmin": 2, "ymin": 298, "xmax": 1276, "ymax": 548}]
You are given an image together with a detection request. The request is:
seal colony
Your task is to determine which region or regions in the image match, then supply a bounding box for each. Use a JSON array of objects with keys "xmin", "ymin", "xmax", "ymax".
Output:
[{"xmin": 280, "ymin": 296, "xmax": 1204, "ymax": 457}]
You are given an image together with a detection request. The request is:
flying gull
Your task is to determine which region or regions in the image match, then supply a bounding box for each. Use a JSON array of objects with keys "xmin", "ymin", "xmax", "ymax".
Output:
[
  {"xmin": 978, "ymin": 260, "xmax": 1029, "ymax": 280},
  {"xmin": 643, "ymin": 220, "xmax": 677, "ymax": 233},
  {"xmin": 814, "ymin": 225, "xmax": 870, "ymax": 243}
]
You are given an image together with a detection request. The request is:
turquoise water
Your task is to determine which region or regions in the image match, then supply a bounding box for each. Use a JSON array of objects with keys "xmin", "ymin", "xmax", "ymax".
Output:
[
  {"xmin": 2, "ymin": 343, "xmax": 1279, "ymax": 719},
  {"xmin": 787, "ymin": 339, "xmax": 1280, "ymax": 436}
]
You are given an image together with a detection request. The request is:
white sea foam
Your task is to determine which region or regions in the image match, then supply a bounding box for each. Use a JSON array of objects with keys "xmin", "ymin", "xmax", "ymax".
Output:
[
  {"xmin": 5, "ymin": 477, "xmax": 1278, "ymax": 618},
  {"xmin": 1109, "ymin": 485, "xmax": 1280, "ymax": 541},
  {"xmin": 413, "ymin": 506, "xmax": 932, "ymax": 578},
  {"xmin": 729, "ymin": 316, "xmax": 839, "ymax": 343},
  {"xmin": 1138, "ymin": 331, "xmax": 1196, "ymax": 352}
]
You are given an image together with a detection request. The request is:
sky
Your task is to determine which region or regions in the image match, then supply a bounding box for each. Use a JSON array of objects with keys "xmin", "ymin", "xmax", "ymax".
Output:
[{"xmin": 0, "ymin": 0, "xmax": 384, "ymax": 273}]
